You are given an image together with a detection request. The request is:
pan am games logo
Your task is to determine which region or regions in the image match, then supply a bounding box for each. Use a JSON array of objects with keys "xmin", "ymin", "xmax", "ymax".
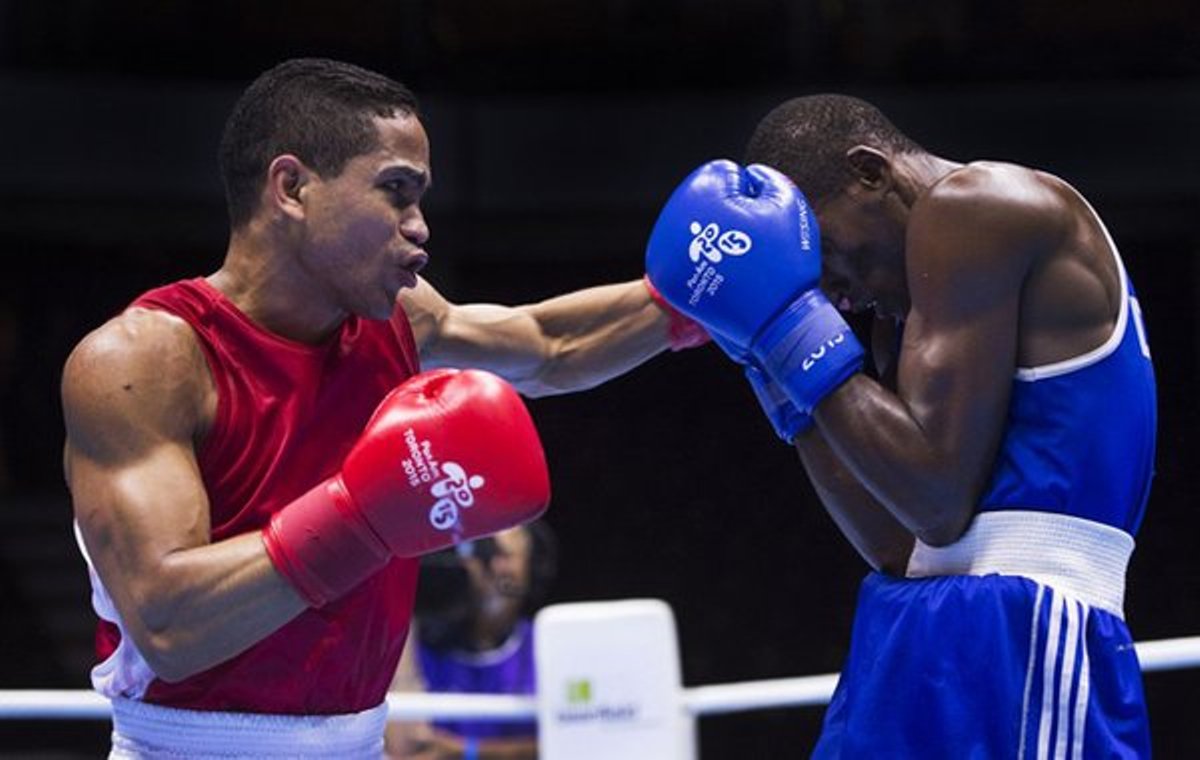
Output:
[
  {"xmin": 680, "ymin": 220, "xmax": 752, "ymax": 307},
  {"xmin": 687, "ymin": 221, "xmax": 752, "ymax": 264},
  {"xmin": 400, "ymin": 428, "xmax": 486, "ymax": 531},
  {"xmin": 428, "ymin": 462, "xmax": 485, "ymax": 530}
]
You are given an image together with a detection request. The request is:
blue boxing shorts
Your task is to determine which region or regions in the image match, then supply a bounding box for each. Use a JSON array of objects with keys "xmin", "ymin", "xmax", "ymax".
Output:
[{"xmin": 812, "ymin": 511, "xmax": 1151, "ymax": 759}]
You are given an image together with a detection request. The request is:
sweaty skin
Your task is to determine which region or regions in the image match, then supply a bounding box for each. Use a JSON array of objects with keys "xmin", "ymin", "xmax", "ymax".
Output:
[
  {"xmin": 795, "ymin": 153, "xmax": 1122, "ymax": 571},
  {"xmin": 64, "ymin": 113, "xmax": 677, "ymax": 683}
]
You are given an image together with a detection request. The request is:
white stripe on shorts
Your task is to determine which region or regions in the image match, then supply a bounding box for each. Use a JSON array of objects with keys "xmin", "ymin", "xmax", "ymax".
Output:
[
  {"xmin": 1071, "ymin": 606, "xmax": 1092, "ymax": 760},
  {"xmin": 1023, "ymin": 588, "xmax": 1091, "ymax": 760},
  {"xmin": 1017, "ymin": 584, "xmax": 1046, "ymax": 760},
  {"xmin": 1036, "ymin": 590, "xmax": 1065, "ymax": 760}
]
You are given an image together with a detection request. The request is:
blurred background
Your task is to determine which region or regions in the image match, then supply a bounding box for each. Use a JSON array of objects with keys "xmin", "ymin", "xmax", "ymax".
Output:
[{"xmin": 0, "ymin": 0, "xmax": 1197, "ymax": 756}]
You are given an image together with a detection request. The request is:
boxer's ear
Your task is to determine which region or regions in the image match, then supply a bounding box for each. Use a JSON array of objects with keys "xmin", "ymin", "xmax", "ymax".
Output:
[
  {"xmin": 844, "ymin": 146, "xmax": 890, "ymax": 192},
  {"xmin": 266, "ymin": 154, "xmax": 310, "ymax": 222}
]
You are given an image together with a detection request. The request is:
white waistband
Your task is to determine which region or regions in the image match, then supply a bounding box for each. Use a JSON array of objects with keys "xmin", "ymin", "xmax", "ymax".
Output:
[
  {"xmin": 109, "ymin": 698, "xmax": 387, "ymax": 759},
  {"xmin": 905, "ymin": 510, "xmax": 1133, "ymax": 618}
]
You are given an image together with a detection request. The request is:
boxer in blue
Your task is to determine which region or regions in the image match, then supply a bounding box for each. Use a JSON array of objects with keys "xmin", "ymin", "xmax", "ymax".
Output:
[{"xmin": 646, "ymin": 95, "xmax": 1156, "ymax": 758}]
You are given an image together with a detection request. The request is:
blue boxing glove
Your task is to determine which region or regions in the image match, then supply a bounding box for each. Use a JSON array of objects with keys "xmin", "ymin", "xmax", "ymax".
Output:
[
  {"xmin": 709, "ymin": 330, "xmax": 812, "ymax": 443},
  {"xmin": 745, "ymin": 363, "xmax": 813, "ymax": 443},
  {"xmin": 645, "ymin": 160, "xmax": 863, "ymax": 413}
]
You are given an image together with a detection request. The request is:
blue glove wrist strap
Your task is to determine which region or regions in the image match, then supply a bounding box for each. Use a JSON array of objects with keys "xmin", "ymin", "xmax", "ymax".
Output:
[
  {"xmin": 753, "ymin": 289, "xmax": 864, "ymax": 413},
  {"xmin": 744, "ymin": 364, "xmax": 813, "ymax": 443}
]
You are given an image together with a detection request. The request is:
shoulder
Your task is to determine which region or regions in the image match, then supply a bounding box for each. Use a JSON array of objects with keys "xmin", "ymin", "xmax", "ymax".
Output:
[
  {"xmin": 907, "ymin": 162, "xmax": 1071, "ymax": 289},
  {"xmin": 63, "ymin": 307, "xmax": 212, "ymax": 459},
  {"xmin": 396, "ymin": 275, "xmax": 453, "ymax": 355},
  {"xmin": 913, "ymin": 162, "xmax": 1069, "ymax": 253},
  {"xmin": 64, "ymin": 307, "xmax": 206, "ymax": 386}
]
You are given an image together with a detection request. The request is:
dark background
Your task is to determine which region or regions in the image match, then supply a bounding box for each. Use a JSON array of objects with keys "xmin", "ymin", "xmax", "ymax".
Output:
[{"xmin": 0, "ymin": 1, "xmax": 1198, "ymax": 757}]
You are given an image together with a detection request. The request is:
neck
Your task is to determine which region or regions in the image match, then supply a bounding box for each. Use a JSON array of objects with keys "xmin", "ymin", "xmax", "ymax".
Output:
[
  {"xmin": 470, "ymin": 606, "xmax": 520, "ymax": 651},
  {"xmin": 210, "ymin": 224, "xmax": 348, "ymax": 344},
  {"xmin": 894, "ymin": 152, "xmax": 963, "ymax": 206}
]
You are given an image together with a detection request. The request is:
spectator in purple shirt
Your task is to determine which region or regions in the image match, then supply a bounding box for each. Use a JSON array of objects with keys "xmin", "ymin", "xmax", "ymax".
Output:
[{"xmin": 387, "ymin": 521, "xmax": 556, "ymax": 759}]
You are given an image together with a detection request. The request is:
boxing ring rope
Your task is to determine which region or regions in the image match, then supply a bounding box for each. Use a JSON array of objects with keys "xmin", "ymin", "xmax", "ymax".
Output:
[{"xmin": 2, "ymin": 635, "xmax": 1198, "ymax": 722}]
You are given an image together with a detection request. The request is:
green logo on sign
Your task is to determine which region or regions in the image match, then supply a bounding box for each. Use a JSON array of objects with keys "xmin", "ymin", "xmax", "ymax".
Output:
[{"xmin": 566, "ymin": 679, "xmax": 592, "ymax": 704}]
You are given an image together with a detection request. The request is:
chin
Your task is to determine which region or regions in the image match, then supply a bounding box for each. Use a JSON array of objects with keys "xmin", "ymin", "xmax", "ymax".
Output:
[{"xmin": 367, "ymin": 288, "xmax": 402, "ymax": 320}]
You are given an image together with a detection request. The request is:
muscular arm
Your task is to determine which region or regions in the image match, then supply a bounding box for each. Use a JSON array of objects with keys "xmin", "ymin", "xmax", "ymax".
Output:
[
  {"xmin": 813, "ymin": 172, "xmax": 1051, "ymax": 546},
  {"xmin": 400, "ymin": 277, "xmax": 673, "ymax": 397},
  {"xmin": 779, "ymin": 319, "xmax": 912, "ymax": 573},
  {"xmin": 794, "ymin": 428, "xmax": 915, "ymax": 574},
  {"xmin": 63, "ymin": 310, "xmax": 306, "ymax": 683}
]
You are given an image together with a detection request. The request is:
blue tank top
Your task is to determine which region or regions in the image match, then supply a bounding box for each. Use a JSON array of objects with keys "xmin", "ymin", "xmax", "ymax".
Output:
[
  {"xmin": 417, "ymin": 618, "xmax": 537, "ymax": 740},
  {"xmin": 979, "ymin": 237, "xmax": 1157, "ymax": 535}
]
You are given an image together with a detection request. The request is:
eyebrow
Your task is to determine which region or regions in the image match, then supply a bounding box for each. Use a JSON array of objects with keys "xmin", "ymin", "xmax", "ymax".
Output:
[{"xmin": 379, "ymin": 165, "xmax": 432, "ymax": 192}]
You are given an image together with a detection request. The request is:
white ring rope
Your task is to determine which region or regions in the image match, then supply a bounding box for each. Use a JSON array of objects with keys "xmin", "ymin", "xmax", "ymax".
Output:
[
  {"xmin": 2, "ymin": 636, "xmax": 1197, "ymax": 721},
  {"xmin": 387, "ymin": 692, "xmax": 535, "ymax": 722},
  {"xmin": 682, "ymin": 674, "xmax": 841, "ymax": 715}
]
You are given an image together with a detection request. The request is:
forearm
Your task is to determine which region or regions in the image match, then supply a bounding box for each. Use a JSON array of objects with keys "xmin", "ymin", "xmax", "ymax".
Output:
[
  {"xmin": 130, "ymin": 532, "xmax": 307, "ymax": 682},
  {"xmin": 414, "ymin": 277, "xmax": 686, "ymax": 397},
  {"xmin": 519, "ymin": 279, "xmax": 671, "ymax": 396},
  {"xmin": 815, "ymin": 375, "xmax": 976, "ymax": 545},
  {"xmin": 795, "ymin": 429, "xmax": 914, "ymax": 574}
]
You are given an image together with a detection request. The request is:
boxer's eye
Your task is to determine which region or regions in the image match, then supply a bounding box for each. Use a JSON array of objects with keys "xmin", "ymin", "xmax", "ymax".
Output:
[
  {"xmin": 379, "ymin": 170, "xmax": 430, "ymax": 206},
  {"xmin": 382, "ymin": 181, "xmax": 418, "ymax": 205}
]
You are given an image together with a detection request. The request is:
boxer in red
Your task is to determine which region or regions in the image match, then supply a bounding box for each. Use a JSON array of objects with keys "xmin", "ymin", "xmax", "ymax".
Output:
[{"xmin": 60, "ymin": 58, "xmax": 704, "ymax": 758}]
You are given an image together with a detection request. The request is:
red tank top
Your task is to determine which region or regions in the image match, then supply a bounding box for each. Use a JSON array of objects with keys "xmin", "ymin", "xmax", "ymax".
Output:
[{"xmin": 96, "ymin": 277, "xmax": 422, "ymax": 714}]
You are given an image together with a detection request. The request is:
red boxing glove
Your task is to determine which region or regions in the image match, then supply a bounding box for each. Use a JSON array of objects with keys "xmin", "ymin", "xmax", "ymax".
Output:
[
  {"xmin": 644, "ymin": 274, "xmax": 711, "ymax": 351},
  {"xmin": 263, "ymin": 369, "xmax": 551, "ymax": 607}
]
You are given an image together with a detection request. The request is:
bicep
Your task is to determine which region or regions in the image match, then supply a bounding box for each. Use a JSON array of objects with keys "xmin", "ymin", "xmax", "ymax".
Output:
[
  {"xmin": 897, "ymin": 275, "xmax": 1020, "ymax": 489},
  {"xmin": 401, "ymin": 277, "xmax": 550, "ymax": 383},
  {"xmin": 895, "ymin": 175, "xmax": 1044, "ymax": 486},
  {"xmin": 62, "ymin": 319, "xmax": 212, "ymax": 617},
  {"xmin": 69, "ymin": 440, "xmax": 212, "ymax": 602},
  {"xmin": 427, "ymin": 303, "xmax": 549, "ymax": 380}
]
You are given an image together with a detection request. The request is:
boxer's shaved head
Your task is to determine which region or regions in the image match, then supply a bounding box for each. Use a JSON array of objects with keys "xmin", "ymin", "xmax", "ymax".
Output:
[
  {"xmin": 219, "ymin": 57, "xmax": 420, "ymax": 229},
  {"xmin": 745, "ymin": 94, "xmax": 922, "ymax": 202}
]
